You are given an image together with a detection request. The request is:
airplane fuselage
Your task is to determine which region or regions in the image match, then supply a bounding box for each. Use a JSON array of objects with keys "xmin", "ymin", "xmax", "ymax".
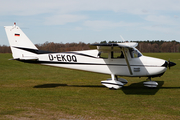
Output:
[{"xmin": 19, "ymin": 48, "xmax": 167, "ymax": 78}]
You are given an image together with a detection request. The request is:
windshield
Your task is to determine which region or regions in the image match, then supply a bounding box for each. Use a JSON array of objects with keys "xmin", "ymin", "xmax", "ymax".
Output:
[{"xmin": 129, "ymin": 48, "xmax": 142, "ymax": 58}]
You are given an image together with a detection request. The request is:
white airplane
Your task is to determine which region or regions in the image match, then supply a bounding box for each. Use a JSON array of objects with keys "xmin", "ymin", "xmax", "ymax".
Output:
[{"xmin": 4, "ymin": 23, "xmax": 176, "ymax": 89}]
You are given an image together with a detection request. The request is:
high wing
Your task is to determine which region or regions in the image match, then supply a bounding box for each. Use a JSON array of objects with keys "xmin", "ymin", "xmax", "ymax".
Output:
[
  {"xmin": 91, "ymin": 42, "xmax": 138, "ymax": 49},
  {"xmin": 91, "ymin": 42, "xmax": 139, "ymax": 75}
]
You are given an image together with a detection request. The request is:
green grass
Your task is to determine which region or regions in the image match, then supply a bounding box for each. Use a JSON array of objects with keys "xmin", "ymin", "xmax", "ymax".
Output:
[{"xmin": 0, "ymin": 53, "xmax": 180, "ymax": 119}]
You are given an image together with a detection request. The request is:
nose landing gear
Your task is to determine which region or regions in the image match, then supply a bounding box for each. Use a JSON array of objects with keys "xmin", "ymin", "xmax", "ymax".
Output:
[{"xmin": 143, "ymin": 77, "xmax": 158, "ymax": 88}]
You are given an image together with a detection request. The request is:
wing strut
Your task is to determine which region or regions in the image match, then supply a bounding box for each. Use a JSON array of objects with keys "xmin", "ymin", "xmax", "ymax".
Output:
[{"xmin": 122, "ymin": 48, "xmax": 133, "ymax": 75}]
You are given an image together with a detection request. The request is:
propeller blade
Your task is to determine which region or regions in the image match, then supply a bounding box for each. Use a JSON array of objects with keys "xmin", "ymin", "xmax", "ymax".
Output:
[
  {"xmin": 167, "ymin": 60, "xmax": 176, "ymax": 69},
  {"xmin": 169, "ymin": 61, "xmax": 176, "ymax": 68}
]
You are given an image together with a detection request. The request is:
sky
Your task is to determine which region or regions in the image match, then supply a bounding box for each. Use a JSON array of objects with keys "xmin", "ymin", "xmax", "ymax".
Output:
[{"xmin": 1, "ymin": 0, "xmax": 180, "ymax": 45}]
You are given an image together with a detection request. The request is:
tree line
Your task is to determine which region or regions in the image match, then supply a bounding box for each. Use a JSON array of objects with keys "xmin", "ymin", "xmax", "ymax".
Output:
[
  {"xmin": 101, "ymin": 40, "xmax": 180, "ymax": 53},
  {"xmin": 0, "ymin": 40, "xmax": 180, "ymax": 53}
]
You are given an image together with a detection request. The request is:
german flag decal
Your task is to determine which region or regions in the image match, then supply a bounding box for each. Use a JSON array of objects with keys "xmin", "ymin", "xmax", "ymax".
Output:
[{"xmin": 15, "ymin": 33, "xmax": 20, "ymax": 36}]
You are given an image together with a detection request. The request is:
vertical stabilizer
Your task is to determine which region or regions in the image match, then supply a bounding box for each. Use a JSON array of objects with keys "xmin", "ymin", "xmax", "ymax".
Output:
[{"xmin": 4, "ymin": 23, "xmax": 38, "ymax": 59}]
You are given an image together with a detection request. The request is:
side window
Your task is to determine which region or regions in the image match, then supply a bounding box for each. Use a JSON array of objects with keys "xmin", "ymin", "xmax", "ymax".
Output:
[
  {"xmin": 116, "ymin": 51, "xmax": 124, "ymax": 58},
  {"xmin": 97, "ymin": 51, "xmax": 124, "ymax": 59},
  {"xmin": 97, "ymin": 47, "xmax": 125, "ymax": 59},
  {"xmin": 112, "ymin": 50, "xmax": 124, "ymax": 59},
  {"xmin": 97, "ymin": 52, "xmax": 108, "ymax": 59},
  {"xmin": 129, "ymin": 48, "xmax": 142, "ymax": 58}
]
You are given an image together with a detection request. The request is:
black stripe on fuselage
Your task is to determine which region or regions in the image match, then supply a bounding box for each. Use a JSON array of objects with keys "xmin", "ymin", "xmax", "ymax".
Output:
[
  {"xmin": 13, "ymin": 46, "xmax": 97, "ymax": 58},
  {"xmin": 16, "ymin": 59, "xmax": 163, "ymax": 68},
  {"xmin": 13, "ymin": 46, "xmax": 56, "ymax": 54},
  {"xmin": 16, "ymin": 59, "xmax": 128, "ymax": 66}
]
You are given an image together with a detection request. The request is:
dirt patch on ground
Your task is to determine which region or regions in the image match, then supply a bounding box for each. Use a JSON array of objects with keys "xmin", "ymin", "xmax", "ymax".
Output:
[{"xmin": 2, "ymin": 107, "xmax": 91, "ymax": 120}]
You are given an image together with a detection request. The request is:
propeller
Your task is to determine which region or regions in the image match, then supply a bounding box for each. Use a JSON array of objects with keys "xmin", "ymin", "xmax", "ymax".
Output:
[{"xmin": 167, "ymin": 59, "xmax": 176, "ymax": 69}]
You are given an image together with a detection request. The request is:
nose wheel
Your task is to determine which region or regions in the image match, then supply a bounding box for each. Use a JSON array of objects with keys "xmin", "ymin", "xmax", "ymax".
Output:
[{"xmin": 143, "ymin": 77, "xmax": 158, "ymax": 88}]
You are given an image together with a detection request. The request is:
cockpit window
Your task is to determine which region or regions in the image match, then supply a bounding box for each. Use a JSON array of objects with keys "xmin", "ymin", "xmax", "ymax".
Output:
[{"xmin": 129, "ymin": 48, "xmax": 142, "ymax": 58}]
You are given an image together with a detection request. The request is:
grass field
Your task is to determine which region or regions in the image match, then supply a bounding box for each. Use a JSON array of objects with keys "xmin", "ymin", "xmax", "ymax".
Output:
[{"xmin": 0, "ymin": 53, "xmax": 180, "ymax": 120}]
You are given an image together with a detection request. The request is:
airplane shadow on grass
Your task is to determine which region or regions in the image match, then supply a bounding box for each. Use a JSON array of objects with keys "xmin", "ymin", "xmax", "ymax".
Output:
[
  {"xmin": 33, "ymin": 84, "xmax": 104, "ymax": 88},
  {"xmin": 33, "ymin": 81, "xmax": 180, "ymax": 95},
  {"xmin": 122, "ymin": 81, "xmax": 164, "ymax": 95}
]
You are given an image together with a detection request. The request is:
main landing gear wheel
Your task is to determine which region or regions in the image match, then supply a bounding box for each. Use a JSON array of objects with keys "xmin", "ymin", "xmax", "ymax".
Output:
[{"xmin": 101, "ymin": 75, "xmax": 128, "ymax": 90}]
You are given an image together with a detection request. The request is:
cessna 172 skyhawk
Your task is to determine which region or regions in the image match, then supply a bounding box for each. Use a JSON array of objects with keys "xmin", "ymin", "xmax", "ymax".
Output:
[{"xmin": 4, "ymin": 23, "xmax": 176, "ymax": 89}]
